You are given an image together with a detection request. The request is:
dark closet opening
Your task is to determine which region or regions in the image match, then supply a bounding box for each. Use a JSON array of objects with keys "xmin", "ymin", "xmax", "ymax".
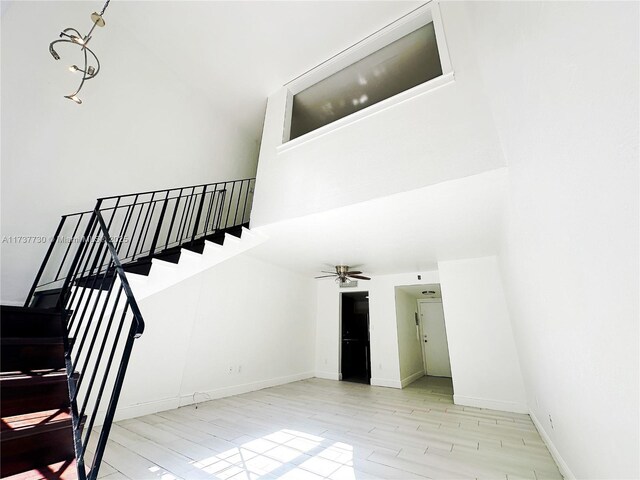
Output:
[{"xmin": 341, "ymin": 292, "xmax": 371, "ymax": 384}]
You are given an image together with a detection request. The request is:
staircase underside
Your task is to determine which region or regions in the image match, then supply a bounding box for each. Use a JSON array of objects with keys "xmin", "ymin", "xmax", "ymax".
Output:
[{"xmin": 29, "ymin": 223, "xmax": 266, "ymax": 309}]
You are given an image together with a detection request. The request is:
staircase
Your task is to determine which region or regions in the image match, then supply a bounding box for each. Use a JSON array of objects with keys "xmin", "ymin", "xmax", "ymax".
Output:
[
  {"xmin": 1, "ymin": 178, "xmax": 259, "ymax": 479},
  {"xmin": 0, "ymin": 307, "xmax": 78, "ymax": 479}
]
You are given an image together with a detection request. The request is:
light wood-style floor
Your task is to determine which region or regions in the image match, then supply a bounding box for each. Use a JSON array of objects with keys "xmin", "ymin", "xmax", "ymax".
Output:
[{"xmin": 95, "ymin": 377, "xmax": 562, "ymax": 480}]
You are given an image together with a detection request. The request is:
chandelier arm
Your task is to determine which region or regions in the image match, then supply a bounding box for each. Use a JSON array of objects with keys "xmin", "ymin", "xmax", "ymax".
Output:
[
  {"xmin": 49, "ymin": 38, "xmax": 75, "ymax": 60},
  {"xmin": 67, "ymin": 47, "xmax": 89, "ymax": 98},
  {"xmin": 61, "ymin": 28, "xmax": 83, "ymax": 38},
  {"xmin": 83, "ymin": 47, "xmax": 101, "ymax": 79}
]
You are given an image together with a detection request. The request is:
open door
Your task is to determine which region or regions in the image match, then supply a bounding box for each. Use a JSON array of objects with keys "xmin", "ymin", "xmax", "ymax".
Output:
[{"xmin": 341, "ymin": 292, "xmax": 371, "ymax": 384}]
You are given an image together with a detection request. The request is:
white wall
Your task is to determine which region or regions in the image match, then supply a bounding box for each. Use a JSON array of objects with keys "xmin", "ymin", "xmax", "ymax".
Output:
[
  {"xmin": 464, "ymin": 2, "xmax": 639, "ymax": 478},
  {"xmin": 438, "ymin": 256, "xmax": 528, "ymax": 413},
  {"xmin": 394, "ymin": 288, "xmax": 423, "ymax": 386},
  {"xmin": 115, "ymin": 252, "xmax": 316, "ymax": 420},
  {"xmin": 315, "ymin": 270, "xmax": 439, "ymax": 388},
  {"xmin": 0, "ymin": 2, "xmax": 259, "ymax": 304},
  {"xmin": 251, "ymin": 2, "xmax": 506, "ymax": 227}
]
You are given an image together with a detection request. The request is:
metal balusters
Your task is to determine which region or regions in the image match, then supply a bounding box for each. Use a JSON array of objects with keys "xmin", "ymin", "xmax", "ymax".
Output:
[{"xmin": 25, "ymin": 178, "xmax": 256, "ymax": 308}]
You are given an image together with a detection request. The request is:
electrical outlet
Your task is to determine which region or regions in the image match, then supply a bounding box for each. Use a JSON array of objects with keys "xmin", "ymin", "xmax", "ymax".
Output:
[
  {"xmin": 228, "ymin": 366, "xmax": 233, "ymax": 374},
  {"xmin": 548, "ymin": 414, "xmax": 554, "ymax": 430},
  {"xmin": 378, "ymin": 363, "xmax": 383, "ymax": 370},
  {"xmin": 238, "ymin": 365, "xmax": 242, "ymax": 373}
]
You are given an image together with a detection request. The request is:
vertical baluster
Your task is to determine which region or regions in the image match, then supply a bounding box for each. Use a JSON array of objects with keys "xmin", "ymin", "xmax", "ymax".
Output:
[
  {"xmin": 233, "ymin": 180, "xmax": 244, "ymax": 227},
  {"xmin": 114, "ymin": 205, "xmax": 133, "ymax": 257},
  {"xmin": 24, "ymin": 216, "xmax": 66, "ymax": 307},
  {"xmin": 68, "ymin": 232, "xmax": 111, "ymax": 349},
  {"xmin": 124, "ymin": 202, "xmax": 145, "ymax": 261},
  {"xmin": 216, "ymin": 187, "xmax": 227, "ymax": 231},
  {"xmin": 177, "ymin": 188, "xmax": 195, "ymax": 245},
  {"xmin": 71, "ymin": 259, "xmax": 117, "ymax": 392},
  {"xmin": 190, "ymin": 185, "xmax": 208, "ymax": 245},
  {"xmin": 79, "ymin": 297, "xmax": 128, "ymax": 466},
  {"xmin": 241, "ymin": 179, "xmax": 253, "ymax": 225},
  {"xmin": 114, "ymin": 195, "xmax": 138, "ymax": 257},
  {"xmin": 149, "ymin": 191, "xmax": 169, "ymax": 257},
  {"xmin": 132, "ymin": 198, "xmax": 154, "ymax": 259},
  {"xmin": 61, "ymin": 213, "xmax": 99, "ymax": 316},
  {"xmin": 164, "ymin": 189, "xmax": 183, "ymax": 251},
  {"xmin": 139, "ymin": 200, "xmax": 157, "ymax": 256},
  {"xmin": 54, "ymin": 213, "xmax": 84, "ymax": 282},
  {"xmin": 203, "ymin": 185, "xmax": 217, "ymax": 235},
  {"xmin": 224, "ymin": 182, "xmax": 236, "ymax": 230}
]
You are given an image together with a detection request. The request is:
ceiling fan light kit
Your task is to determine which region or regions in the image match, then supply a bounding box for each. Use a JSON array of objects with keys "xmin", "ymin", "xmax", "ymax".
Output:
[{"xmin": 315, "ymin": 265, "xmax": 371, "ymax": 284}]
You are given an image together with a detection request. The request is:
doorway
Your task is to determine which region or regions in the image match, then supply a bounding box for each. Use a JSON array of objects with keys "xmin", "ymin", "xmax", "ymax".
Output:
[
  {"xmin": 340, "ymin": 292, "xmax": 371, "ymax": 384},
  {"xmin": 418, "ymin": 299, "xmax": 452, "ymax": 377}
]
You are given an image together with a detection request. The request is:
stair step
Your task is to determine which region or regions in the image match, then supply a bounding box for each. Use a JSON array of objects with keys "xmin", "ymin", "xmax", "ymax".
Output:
[
  {"xmin": 122, "ymin": 259, "xmax": 153, "ymax": 276},
  {"xmin": 1, "ymin": 338, "xmax": 66, "ymax": 372},
  {"xmin": 152, "ymin": 246, "xmax": 182, "ymax": 264},
  {"xmin": 2, "ymin": 459, "xmax": 78, "ymax": 480},
  {"xmin": 0, "ymin": 409, "xmax": 76, "ymax": 478},
  {"xmin": 0, "ymin": 371, "xmax": 76, "ymax": 417},
  {"xmin": 226, "ymin": 225, "xmax": 244, "ymax": 238},
  {"xmin": 73, "ymin": 272, "xmax": 116, "ymax": 291},
  {"xmin": 29, "ymin": 289, "xmax": 63, "ymax": 309},
  {"xmin": 0, "ymin": 306, "xmax": 66, "ymax": 338},
  {"xmin": 181, "ymin": 239, "xmax": 206, "ymax": 254},
  {"xmin": 204, "ymin": 231, "xmax": 226, "ymax": 245}
]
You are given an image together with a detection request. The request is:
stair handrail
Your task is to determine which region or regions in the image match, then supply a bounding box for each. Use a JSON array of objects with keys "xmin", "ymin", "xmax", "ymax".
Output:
[
  {"xmin": 25, "ymin": 177, "xmax": 256, "ymax": 307},
  {"xmin": 69, "ymin": 208, "xmax": 145, "ymax": 480}
]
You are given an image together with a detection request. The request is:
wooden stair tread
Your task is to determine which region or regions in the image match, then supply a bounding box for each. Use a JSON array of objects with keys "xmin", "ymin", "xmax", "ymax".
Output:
[
  {"xmin": 2, "ymin": 459, "xmax": 78, "ymax": 480},
  {"xmin": 0, "ymin": 370, "xmax": 68, "ymax": 383},
  {"xmin": 1, "ymin": 337, "xmax": 65, "ymax": 346},
  {"xmin": 1, "ymin": 408, "xmax": 72, "ymax": 435}
]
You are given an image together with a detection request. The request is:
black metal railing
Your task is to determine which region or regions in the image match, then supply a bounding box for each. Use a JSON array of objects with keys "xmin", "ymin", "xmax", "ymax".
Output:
[
  {"xmin": 22, "ymin": 177, "xmax": 256, "ymax": 479},
  {"xmin": 60, "ymin": 209, "xmax": 145, "ymax": 480},
  {"xmin": 25, "ymin": 178, "xmax": 255, "ymax": 307}
]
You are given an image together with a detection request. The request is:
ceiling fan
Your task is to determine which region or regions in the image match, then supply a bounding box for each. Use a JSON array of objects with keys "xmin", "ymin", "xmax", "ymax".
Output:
[{"xmin": 315, "ymin": 265, "xmax": 371, "ymax": 283}]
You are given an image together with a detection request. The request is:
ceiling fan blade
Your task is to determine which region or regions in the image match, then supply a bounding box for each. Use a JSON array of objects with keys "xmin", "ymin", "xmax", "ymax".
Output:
[
  {"xmin": 315, "ymin": 275, "xmax": 337, "ymax": 279},
  {"xmin": 345, "ymin": 271, "xmax": 362, "ymax": 275},
  {"xmin": 321, "ymin": 271, "xmax": 338, "ymax": 274},
  {"xmin": 347, "ymin": 274, "xmax": 371, "ymax": 280}
]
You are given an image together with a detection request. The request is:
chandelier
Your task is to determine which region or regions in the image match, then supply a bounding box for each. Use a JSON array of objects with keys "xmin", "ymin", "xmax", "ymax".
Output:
[{"xmin": 48, "ymin": 0, "xmax": 111, "ymax": 104}]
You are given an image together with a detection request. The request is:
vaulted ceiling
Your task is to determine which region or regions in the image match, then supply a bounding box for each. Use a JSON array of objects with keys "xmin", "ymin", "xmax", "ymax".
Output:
[{"xmin": 114, "ymin": 1, "xmax": 423, "ymax": 143}]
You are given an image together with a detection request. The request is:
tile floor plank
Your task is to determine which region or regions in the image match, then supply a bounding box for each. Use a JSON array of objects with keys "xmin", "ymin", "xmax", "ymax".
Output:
[{"xmin": 96, "ymin": 377, "xmax": 561, "ymax": 479}]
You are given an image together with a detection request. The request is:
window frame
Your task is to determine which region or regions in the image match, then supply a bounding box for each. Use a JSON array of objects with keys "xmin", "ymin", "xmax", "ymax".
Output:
[{"xmin": 278, "ymin": 1, "xmax": 454, "ymax": 152}]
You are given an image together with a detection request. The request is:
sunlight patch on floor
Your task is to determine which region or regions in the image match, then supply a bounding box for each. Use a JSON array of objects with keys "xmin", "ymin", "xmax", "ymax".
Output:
[{"xmin": 191, "ymin": 429, "xmax": 354, "ymax": 479}]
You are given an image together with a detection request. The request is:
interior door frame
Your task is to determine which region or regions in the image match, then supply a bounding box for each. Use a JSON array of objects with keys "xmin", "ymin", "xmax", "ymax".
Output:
[
  {"xmin": 339, "ymin": 290, "xmax": 371, "ymax": 383},
  {"xmin": 417, "ymin": 298, "xmax": 452, "ymax": 378}
]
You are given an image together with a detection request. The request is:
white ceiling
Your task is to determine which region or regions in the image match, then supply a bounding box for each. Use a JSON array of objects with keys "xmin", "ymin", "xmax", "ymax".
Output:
[
  {"xmin": 114, "ymin": 1, "xmax": 424, "ymax": 143},
  {"xmin": 247, "ymin": 168, "xmax": 508, "ymax": 277}
]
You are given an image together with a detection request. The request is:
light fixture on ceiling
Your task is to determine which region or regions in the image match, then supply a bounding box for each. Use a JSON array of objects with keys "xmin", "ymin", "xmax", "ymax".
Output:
[{"xmin": 49, "ymin": 0, "xmax": 111, "ymax": 104}]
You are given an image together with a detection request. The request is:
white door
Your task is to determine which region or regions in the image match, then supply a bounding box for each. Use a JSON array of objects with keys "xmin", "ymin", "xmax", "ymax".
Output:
[{"xmin": 418, "ymin": 301, "xmax": 452, "ymax": 377}]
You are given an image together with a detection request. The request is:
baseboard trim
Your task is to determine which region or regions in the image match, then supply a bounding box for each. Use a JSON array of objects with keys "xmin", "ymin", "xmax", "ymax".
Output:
[
  {"xmin": 314, "ymin": 371, "xmax": 340, "ymax": 381},
  {"xmin": 370, "ymin": 377, "xmax": 402, "ymax": 389},
  {"xmin": 401, "ymin": 371, "xmax": 425, "ymax": 388},
  {"xmin": 112, "ymin": 371, "xmax": 314, "ymax": 421},
  {"xmin": 113, "ymin": 397, "xmax": 180, "ymax": 422},
  {"xmin": 530, "ymin": 410, "xmax": 575, "ymax": 480},
  {"xmin": 178, "ymin": 371, "xmax": 315, "ymax": 408},
  {"xmin": 453, "ymin": 394, "xmax": 528, "ymax": 414}
]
